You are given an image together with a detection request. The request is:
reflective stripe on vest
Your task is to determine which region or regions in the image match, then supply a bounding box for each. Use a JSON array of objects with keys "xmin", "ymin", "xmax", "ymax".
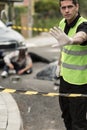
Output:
[
  {"xmin": 59, "ymin": 17, "xmax": 87, "ymax": 85},
  {"xmin": 62, "ymin": 62, "xmax": 87, "ymax": 70},
  {"xmin": 63, "ymin": 47, "xmax": 87, "ymax": 56}
]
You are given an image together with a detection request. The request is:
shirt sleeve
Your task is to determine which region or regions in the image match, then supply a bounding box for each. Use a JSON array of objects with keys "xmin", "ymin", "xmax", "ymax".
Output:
[
  {"xmin": 76, "ymin": 22, "xmax": 87, "ymax": 33},
  {"xmin": 77, "ymin": 22, "xmax": 87, "ymax": 45},
  {"xmin": 4, "ymin": 51, "xmax": 19, "ymax": 64},
  {"xmin": 26, "ymin": 55, "xmax": 32, "ymax": 66}
]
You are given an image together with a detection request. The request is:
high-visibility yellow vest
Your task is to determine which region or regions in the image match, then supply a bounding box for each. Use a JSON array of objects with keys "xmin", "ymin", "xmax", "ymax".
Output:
[{"xmin": 59, "ymin": 17, "xmax": 87, "ymax": 85}]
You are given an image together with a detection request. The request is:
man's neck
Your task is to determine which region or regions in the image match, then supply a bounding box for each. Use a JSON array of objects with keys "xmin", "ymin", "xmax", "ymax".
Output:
[{"xmin": 67, "ymin": 13, "xmax": 79, "ymax": 24}]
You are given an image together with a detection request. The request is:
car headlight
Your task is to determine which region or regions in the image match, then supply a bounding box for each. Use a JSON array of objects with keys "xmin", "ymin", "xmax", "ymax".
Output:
[{"xmin": 0, "ymin": 40, "xmax": 21, "ymax": 49}]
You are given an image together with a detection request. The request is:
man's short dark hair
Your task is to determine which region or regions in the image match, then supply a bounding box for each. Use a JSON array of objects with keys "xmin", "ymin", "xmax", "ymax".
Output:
[{"xmin": 59, "ymin": 0, "xmax": 79, "ymax": 6}]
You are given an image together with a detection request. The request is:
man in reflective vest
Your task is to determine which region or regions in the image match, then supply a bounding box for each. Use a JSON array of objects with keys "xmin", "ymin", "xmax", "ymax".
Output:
[{"xmin": 50, "ymin": 0, "xmax": 87, "ymax": 130}]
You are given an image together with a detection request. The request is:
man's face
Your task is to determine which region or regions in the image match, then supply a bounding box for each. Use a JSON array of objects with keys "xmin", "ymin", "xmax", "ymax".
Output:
[{"xmin": 60, "ymin": 0, "xmax": 79, "ymax": 23}]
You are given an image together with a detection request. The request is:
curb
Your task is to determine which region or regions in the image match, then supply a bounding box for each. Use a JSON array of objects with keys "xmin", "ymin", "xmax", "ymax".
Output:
[{"xmin": 0, "ymin": 92, "xmax": 23, "ymax": 130}]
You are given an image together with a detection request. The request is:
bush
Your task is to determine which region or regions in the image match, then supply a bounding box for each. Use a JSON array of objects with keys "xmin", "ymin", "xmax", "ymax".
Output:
[
  {"xmin": 14, "ymin": 6, "xmax": 28, "ymax": 26},
  {"xmin": 33, "ymin": 0, "xmax": 61, "ymax": 35},
  {"xmin": 34, "ymin": 0, "xmax": 59, "ymax": 18}
]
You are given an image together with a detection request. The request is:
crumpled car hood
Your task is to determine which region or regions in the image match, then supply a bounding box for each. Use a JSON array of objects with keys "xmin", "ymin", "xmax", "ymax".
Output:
[{"xmin": 0, "ymin": 27, "xmax": 24, "ymax": 43}]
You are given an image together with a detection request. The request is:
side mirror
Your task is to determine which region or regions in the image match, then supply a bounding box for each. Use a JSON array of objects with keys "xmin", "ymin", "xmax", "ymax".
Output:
[{"xmin": 6, "ymin": 21, "xmax": 13, "ymax": 27}]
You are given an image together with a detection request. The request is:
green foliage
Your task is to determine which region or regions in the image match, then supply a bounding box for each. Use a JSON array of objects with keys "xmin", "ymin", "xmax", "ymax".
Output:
[
  {"xmin": 35, "ymin": 0, "xmax": 58, "ymax": 12},
  {"xmin": 34, "ymin": 0, "xmax": 59, "ymax": 18},
  {"xmin": 33, "ymin": 0, "xmax": 61, "ymax": 35},
  {"xmin": 33, "ymin": 16, "xmax": 61, "ymax": 35},
  {"xmin": 14, "ymin": 6, "xmax": 28, "ymax": 25},
  {"xmin": 14, "ymin": 6, "xmax": 28, "ymax": 33},
  {"xmin": 79, "ymin": 0, "xmax": 87, "ymax": 16}
]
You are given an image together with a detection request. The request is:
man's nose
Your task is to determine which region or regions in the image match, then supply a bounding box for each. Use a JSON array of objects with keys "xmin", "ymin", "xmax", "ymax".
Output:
[{"xmin": 65, "ymin": 7, "xmax": 69, "ymax": 12}]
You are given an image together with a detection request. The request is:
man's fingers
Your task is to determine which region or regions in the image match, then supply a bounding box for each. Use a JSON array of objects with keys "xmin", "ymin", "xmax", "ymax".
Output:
[
  {"xmin": 53, "ymin": 26, "xmax": 63, "ymax": 34},
  {"xmin": 50, "ymin": 32, "xmax": 59, "ymax": 40},
  {"xmin": 50, "ymin": 28, "xmax": 58, "ymax": 37},
  {"xmin": 50, "ymin": 26, "xmax": 63, "ymax": 36}
]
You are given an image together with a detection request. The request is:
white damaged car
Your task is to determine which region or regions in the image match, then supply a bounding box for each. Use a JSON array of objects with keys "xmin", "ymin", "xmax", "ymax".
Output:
[{"xmin": 0, "ymin": 20, "xmax": 25, "ymax": 64}]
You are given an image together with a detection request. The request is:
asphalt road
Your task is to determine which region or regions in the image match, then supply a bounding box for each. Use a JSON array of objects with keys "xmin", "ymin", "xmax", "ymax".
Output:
[
  {"xmin": 0, "ymin": 33, "xmax": 65, "ymax": 130},
  {"xmin": 0, "ymin": 62, "xmax": 65, "ymax": 130}
]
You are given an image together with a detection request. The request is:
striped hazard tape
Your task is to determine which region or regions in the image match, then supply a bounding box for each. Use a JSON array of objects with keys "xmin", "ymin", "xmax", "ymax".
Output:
[
  {"xmin": 0, "ymin": 86, "xmax": 87, "ymax": 97},
  {"xmin": 12, "ymin": 25, "xmax": 49, "ymax": 32}
]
